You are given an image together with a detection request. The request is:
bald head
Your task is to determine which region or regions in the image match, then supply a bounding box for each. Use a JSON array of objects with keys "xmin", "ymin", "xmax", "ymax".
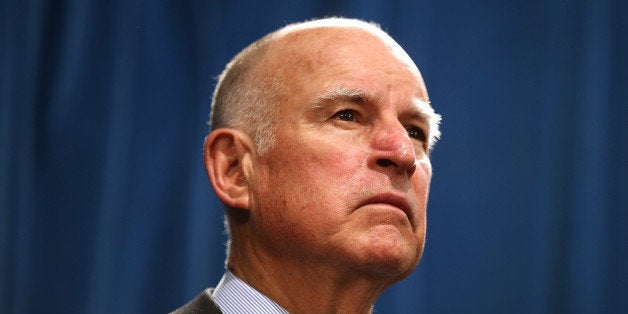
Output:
[{"xmin": 210, "ymin": 17, "xmax": 440, "ymax": 153}]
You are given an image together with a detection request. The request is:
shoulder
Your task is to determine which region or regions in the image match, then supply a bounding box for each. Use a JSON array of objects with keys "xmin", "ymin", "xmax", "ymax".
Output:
[{"xmin": 170, "ymin": 288, "xmax": 222, "ymax": 314}]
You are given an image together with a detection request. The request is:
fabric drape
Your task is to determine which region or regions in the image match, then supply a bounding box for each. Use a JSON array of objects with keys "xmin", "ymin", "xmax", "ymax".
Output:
[{"xmin": 1, "ymin": 1, "xmax": 626, "ymax": 313}]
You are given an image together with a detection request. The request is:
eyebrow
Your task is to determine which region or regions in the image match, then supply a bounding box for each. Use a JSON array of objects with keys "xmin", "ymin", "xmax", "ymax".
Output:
[
  {"xmin": 411, "ymin": 98, "xmax": 442, "ymax": 150},
  {"xmin": 313, "ymin": 86, "xmax": 373, "ymax": 108},
  {"xmin": 408, "ymin": 98, "xmax": 434, "ymax": 123}
]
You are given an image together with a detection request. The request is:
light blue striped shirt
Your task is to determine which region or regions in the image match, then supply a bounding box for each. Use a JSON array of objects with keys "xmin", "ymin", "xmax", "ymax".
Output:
[{"xmin": 212, "ymin": 270, "xmax": 289, "ymax": 314}]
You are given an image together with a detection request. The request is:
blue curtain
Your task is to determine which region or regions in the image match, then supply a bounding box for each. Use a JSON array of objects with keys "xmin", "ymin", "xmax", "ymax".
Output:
[{"xmin": 1, "ymin": 1, "xmax": 626, "ymax": 313}]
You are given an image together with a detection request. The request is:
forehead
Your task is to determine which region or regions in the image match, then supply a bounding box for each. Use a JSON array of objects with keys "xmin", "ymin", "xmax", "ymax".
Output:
[
  {"xmin": 261, "ymin": 26, "xmax": 426, "ymax": 99},
  {"xmin": 268, "ymin": 27, "xmax": 415, "ymax": 68}
]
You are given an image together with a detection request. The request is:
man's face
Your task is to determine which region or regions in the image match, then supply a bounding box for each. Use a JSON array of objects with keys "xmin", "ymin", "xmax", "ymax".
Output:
[{"xmin": 248, "ymin": 28, "xmax": 433, "ymax": 281}]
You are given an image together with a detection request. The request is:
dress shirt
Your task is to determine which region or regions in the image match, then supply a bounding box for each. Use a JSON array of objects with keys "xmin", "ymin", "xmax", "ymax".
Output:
[{"xmin": 212, "ymin": 270, "xmax": 289, "ymax": 314}]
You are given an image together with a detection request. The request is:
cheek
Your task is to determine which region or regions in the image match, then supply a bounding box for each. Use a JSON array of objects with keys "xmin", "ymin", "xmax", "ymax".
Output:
[
  {"xmin": 259, "ymin": 148, "xmax": 347, "ymax": 206},
  {"xmin": 415, "ymin": 157, "xmax": 432, "ymax": 188},
  {"xmin": 261, "ymin": 141, "xmax": 366, "ymax": 219},
  {"xmin": 411, "ymin": 157, "xmax": 432, "ymax": 220},
  {"xmin": 278, "ymin": 134, "xmax": 368, "ymax": 183}
]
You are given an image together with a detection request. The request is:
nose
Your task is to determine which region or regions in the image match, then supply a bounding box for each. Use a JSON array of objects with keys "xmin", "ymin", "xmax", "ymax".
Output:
[{"xmin": 370, "ymin": 121, "xmax": 417, "ymax": 178}]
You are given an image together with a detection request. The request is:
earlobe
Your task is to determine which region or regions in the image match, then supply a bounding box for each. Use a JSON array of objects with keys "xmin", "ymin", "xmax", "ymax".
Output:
[{"xmin": 204, "ymin": 129, "xmax": 254, "ymax": 210}]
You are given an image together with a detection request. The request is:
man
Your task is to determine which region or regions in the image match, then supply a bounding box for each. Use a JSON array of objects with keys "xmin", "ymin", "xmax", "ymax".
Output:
[{"xmin": 172, "ymin": 17, "xmax": 441, "ymax": 314}]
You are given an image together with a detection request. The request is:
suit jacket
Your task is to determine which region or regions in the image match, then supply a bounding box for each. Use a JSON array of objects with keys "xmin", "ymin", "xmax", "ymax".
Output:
[{"xmin": 170, "ymin": 289, "xmax": 222, "ymax": 314}]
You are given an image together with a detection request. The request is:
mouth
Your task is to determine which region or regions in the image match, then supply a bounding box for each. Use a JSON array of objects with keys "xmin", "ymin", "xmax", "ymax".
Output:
[{"xmin": 361, "ymin": 192, "xmax": 414, "ymax": 226}]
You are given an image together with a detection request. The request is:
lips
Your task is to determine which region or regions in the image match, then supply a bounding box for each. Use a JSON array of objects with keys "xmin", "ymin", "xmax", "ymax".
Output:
[{"xmin": 361, "ymin": 192, "xmax": 414, "ymax": 225}]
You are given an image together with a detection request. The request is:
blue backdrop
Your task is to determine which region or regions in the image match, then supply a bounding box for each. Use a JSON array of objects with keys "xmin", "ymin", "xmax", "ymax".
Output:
[{"xmin": 1, "ymin": 1, "xmax": 627, "ymax": 313}]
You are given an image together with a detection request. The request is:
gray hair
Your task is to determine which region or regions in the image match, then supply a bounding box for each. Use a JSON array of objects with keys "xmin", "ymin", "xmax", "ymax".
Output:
[{"xmin": 209, "ymin": 33, "xmax": 282, "ymax": 154}]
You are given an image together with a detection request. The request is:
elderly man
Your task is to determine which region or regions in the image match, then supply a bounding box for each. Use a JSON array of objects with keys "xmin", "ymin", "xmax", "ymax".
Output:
[{"xmin": 172, "ymin": 17, "xmax": 441, "ymax": 314}]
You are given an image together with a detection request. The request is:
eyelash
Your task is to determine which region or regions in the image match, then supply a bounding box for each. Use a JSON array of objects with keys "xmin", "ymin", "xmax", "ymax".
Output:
[{"xmin": 332, "ymin": 109, "xmax": 427, "ymax": 143}]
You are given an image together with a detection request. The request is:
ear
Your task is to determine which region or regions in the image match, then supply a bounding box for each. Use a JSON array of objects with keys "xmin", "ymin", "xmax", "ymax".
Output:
[{"xmin": 203, "ymin": 129, "xmax": 255, "ymax": 210}]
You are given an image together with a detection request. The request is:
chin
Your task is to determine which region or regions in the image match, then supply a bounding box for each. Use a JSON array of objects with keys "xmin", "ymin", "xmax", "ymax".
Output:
[
  {"xmin": 358, "ymin": 225, "xmax": 424, "ymax": 279},
  {"xmin": 368, "ymin": 248, "xmax": 421, "ymax": 279}
]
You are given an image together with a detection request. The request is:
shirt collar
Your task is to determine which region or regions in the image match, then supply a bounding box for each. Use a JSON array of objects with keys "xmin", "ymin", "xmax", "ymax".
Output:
[{"xmin": 212, "ymin": 270, "xmax": 289, "ymax": 314}]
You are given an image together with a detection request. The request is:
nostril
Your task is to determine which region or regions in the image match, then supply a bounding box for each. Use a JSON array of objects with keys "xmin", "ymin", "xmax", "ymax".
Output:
[{"xmin": 377, "ymin": 159, "xmax": 395, "ymax": 167}]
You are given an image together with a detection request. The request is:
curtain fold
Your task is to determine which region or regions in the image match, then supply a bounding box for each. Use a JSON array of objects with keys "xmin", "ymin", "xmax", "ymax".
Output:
[{"xmin": 1, "ymin": 1, "xmax": 626, "ymax": 313}]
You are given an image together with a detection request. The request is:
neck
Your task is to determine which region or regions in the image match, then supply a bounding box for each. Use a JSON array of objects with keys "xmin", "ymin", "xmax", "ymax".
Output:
[{"xmin": 228, "ymin": 247, "xmax": 391, "ymax": 314}]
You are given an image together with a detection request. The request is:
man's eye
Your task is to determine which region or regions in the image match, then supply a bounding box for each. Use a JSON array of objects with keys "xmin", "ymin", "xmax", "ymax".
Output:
[
  {"xmin": 405, "ymin": 125, "xmax": 426, "ymax": 141},
  {"xmin": 333, "ymin": 109, "xmax": 356, "ymax": 122}
]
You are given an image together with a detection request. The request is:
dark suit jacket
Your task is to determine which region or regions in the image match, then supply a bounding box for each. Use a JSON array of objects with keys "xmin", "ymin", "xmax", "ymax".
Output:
[{"xmin": 170, "ymin": 289, "xmax": 222, "ymax": 314}]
